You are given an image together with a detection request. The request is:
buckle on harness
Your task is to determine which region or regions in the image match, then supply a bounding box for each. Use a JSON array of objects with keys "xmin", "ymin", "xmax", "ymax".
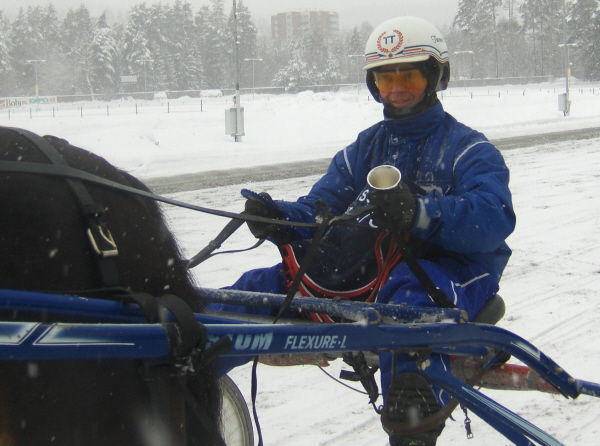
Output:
[{"xmin": 87, "ymin": 226, "xmax": 119, "ymax": 258}]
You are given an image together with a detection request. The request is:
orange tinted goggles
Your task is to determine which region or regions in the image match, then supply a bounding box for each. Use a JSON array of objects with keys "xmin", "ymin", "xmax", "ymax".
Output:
[{"xmin": 373, "ymin": 69, "xmax": 427, "ymax": 93}]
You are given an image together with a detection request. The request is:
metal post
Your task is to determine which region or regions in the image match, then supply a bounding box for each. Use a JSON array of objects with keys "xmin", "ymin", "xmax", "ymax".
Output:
[
  {"xmin": 25, "ymin": 60, "xmax": 45, "ymax": 97},
  {"xmin": 233, "ymin": 0, "xmax": 242, "ymax": 142},
  {"xmin": 244, "ymin": 58, "xmax": 263, "ymax": 99},
  {"xmin": 136, "ymin": 59, "xmax": 154, "ymax": 101},
  {"xmin": 563, "ymin": 0, "xmax": 569, "ymax": 116},
  {"xmin": 348, "ymin": 55, "xmax": 363, "ymax": 96},
  {"xmin": 559, "ymin": 0, "xmax": 577, "ymax": 117}
]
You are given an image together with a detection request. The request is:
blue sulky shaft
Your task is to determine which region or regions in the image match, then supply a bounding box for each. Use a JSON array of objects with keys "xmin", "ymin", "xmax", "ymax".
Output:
[
  {"xmin": 196, "ymin": 287, "xmax": 468, "ymax": 324},
  {"xmin": 0, "ymin": 288, "xmax": 586, "ymax": 400},
  {"xmin": 0, "ymin": 316, "xmax": 581, "ymax": 401},
  {"xmin": 0, "ymin": 321, "xmax": 172, "ymax": 361}
]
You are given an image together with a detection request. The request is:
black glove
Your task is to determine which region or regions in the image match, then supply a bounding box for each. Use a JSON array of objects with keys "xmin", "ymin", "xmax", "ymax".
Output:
[
  {"xmin": 368, "ymin": 183, "xmax": 417, "ymax": 232},
  {"xmin": 243, "ymin": 191, "xmax": 284, "ymax": 243}
]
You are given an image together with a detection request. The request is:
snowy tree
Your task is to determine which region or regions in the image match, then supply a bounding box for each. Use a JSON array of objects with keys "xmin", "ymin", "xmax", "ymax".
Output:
[
  {"xmin": 495, "ymin": 15, "xmax": 528, "ymax": 78},
  {"xmin": 569, "ymin": 0, "xmax": 600, "ymax": 80},
  {"xmin": 167, "ymin": 1, "xmax": 204, "ymax": 91},
  {"xmin": 270, "ymin": 30, "xmax": 342, "ymax": 90},
  {"xmin": 120, "ymin": 3, "xmax": 153, "ymax": 94},
  {"xmin": 89, "ymin": 12, "xmax": 119, "ymax": 95},
  {"xmin": 520, "ymin": 0, "xmax": 566, "ymax": 77},
  {"xmin": 0, "ymin": 12, "xmax": 12, "ymax": 94},
  {"xmin": 196, "ymin": 0, "xmax": 230, "ymax": 89},
  {"xmin": 256, "ymin": 38, "xmax": 286, "ymax": 90},
  {"xmin": 346, "ymin": 26, "xmax": 364, "ymax": 56},
  {"xmin": 345, "ymin": 27, "xmax": 364, "ymax": 82},
  {"xmin": 8, "ymin": 7, "xmax": 47, "ymax": 95},
  {"xmin": 60, "ymin": 5, "xmax": 97, "ymax": 97},
  {"xmin": 452, "ymin": 0, "xmax": 484, "ymax": 78},
  {"xmin": 453, "ymin": 0, "xmax": 502, "ymax": 78},
  {"xmin": 304, "ymin": 32, "xmax": 329, "ymax": 84},
  {"xmin": 272, "ymin": 38, "xmax": 309, "ymax": 91},
  {"xmin": 322, "ymin": 54, "xmax": 342, "ymax": 85},
  {"xmin": 359, "ymin": 21, "xmax": 374, "ymax": 45}
]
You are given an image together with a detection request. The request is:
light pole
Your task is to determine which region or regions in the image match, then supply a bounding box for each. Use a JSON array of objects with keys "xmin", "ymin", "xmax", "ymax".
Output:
[
  {"xmin": 558, "ymin": 43, "xmax": 576, "ymax": 116},
  {"xmin": 231, "ymin": 0, "xmax": 244, "ymax": 142},
  {"xmin": 136, "ymin": 59, "xmax": 154, "ymax": 101},
  {"xmin": 559, "ymin": 0, "xmax": 577, "ymax": 116},
  {"xmin": 348, "ymin": 55, "xmax": 363, "ymax": 95},
  {"xmin": 244, "ymin": 58, "xmax": 263, "ymax": 99},
  {"xmin": 25, "ymin": 59, "xmax": 46, "ymax": 97}
]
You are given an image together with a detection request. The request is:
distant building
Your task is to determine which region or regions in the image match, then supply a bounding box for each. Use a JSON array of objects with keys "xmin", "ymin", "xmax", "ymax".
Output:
[{"xmin": 271, "ymin": 11, "xmax": 339, "ymax": 42}]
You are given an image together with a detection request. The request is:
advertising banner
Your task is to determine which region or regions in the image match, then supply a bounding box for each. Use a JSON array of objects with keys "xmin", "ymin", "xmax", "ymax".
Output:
[{"xmin": 0, "ymin": 96, "xmax": 58, "ymax": 108}]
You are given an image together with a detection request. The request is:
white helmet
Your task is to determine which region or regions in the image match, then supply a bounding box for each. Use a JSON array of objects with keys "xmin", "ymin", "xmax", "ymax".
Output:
[
  {"xmin": 364, "ymin": 16, "xmax": 451, "ymax": 101},
  {"xmin": 364, "ymin": 16, "xmax": 449, "ymax": 70}
]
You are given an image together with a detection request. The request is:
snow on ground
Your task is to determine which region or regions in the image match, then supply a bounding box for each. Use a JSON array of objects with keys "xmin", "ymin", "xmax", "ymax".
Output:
[{"xmin": 4, "ymin": 79, "xmax": 600, "ymax": 445}]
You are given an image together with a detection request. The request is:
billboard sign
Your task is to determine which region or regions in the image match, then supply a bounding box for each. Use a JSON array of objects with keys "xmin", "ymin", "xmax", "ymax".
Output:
[
  {"xmin": 121, "ymin": 75, "xmax": 137, "ymax": 84},
  {"xmin": 0, "ymin": 96, "xmax": 58, "ymax": 108}
]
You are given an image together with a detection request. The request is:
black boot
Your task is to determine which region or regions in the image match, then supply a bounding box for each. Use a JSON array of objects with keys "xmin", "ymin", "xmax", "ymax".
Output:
[{"xmin": 382, "ymin": 372, "xmax": 443, "ymax": 446}]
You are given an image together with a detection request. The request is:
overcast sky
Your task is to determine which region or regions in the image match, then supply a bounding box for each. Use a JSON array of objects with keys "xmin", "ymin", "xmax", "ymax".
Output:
[{"xmin": 2, "ymin": 0, "xmax": 459, "ymax": 32}]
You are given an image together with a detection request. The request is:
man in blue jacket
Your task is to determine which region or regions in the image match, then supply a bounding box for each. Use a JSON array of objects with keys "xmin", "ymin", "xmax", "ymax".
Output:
[{"xmin": 218, "ymin": 16, "xmax": 516, "ymax": 446}]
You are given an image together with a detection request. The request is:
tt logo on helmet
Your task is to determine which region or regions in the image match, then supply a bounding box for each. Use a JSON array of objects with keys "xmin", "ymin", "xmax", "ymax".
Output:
[
  {"xmin": 431, "ymin": 36, "xmax": 444, "ymax": 43},
  {"xmin": 377, "ymin": 30, "xmax": 404, "ymax": 54}
]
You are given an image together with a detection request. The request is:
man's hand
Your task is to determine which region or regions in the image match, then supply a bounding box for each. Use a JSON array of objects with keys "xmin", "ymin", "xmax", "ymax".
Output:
[
  {"xmin": 242, "ymin": 190, "xmax": 284, "ymax": 243},
  {"xmin": 369, "ymin": 183, "xmax": 417, "ymax": 232}
]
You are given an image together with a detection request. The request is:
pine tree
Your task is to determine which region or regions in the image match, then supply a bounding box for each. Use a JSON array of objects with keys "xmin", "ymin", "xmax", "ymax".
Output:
[
  {"xmin": 9, "ymin": 7, "xmax": 47, "ymax": 95},
  {"xmin": 61, "ymin": 5, "xmax": 96, "ymax": 97},
  {"xmin": 569, "ymin": 0, "xmax": 600, "ymax": 79},
  {"xmin": 121, "ymin": 3, "xmax": 152, "ymax": 95},
  {"xmin": 196, "ymin": 0, "xmax": 230, "ymax": 89},
  {"xmin": 0, "ymin": 12, "xmax": 12, "ymax": 94},
  {"xmin": 359, "ymin": 21, "xmax": 374, "ymax": 46},
  {"xmin": 346, "ymin": 27, "xmax": 363, "ymax": 56},
  {"xmin": 37, "ymin": 4, "xmax": 68, "ymax": 96},
  {"xmin": 168, "ymin": 1, "xmax": 203, "ymax": 91},
  {"xmin": 89, "ymin": 12, "xmax": 119, "ymax": 95},
  {"xmin": 305, "ymin": 32, "xmax": 329, "ymax": 84},
  {"xmin": 520, "ymin": 0, "xmax": 565, "ymax": 77},
  {"xmin": 272, "ymin": 38, "xmax": 309, "ymax": 91},
  {"xmin": 495, "ymin": 15, "xmax": 528, "ymax": 78},
  {"xmin": 452, "ymin": 0, "xmax": 483, "ymax": 78},
  {"xmin": 145, "ymin": 3, "xmax": 170, "ymax": 92},
  {"xmin": 258, "ymin": 38, "xmax": 286, "ymax": 90},
  {"xmin": 453, "ymin": 0, "xmax": 500, "ymax": 79}
]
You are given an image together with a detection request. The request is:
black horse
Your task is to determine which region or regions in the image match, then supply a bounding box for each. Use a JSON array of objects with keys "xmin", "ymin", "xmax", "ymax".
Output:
[{"xmin": 0, "ymin": 127, "xmax": 222, "ymax": 446}]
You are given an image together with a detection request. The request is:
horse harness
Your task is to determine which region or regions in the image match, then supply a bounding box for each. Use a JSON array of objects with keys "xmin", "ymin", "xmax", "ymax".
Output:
[
  {"xmin": 1, "ymin": 127, "xmax": 229, "ymax": 446},
  {"xmin": 11, "ymin": 130, "xmax": 121, "ymax": 289}
]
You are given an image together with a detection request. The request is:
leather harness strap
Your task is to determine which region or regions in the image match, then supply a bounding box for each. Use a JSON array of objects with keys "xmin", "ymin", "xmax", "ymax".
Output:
[{"xmin": 5, "ymin": 127, "xmax": 120, "ymax": 288}]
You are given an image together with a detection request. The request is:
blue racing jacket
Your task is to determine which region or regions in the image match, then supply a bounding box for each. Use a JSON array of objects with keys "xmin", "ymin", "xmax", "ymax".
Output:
[{"xmin": 273, "ymin": 101, "xmax": 516, "ymax": 285}]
